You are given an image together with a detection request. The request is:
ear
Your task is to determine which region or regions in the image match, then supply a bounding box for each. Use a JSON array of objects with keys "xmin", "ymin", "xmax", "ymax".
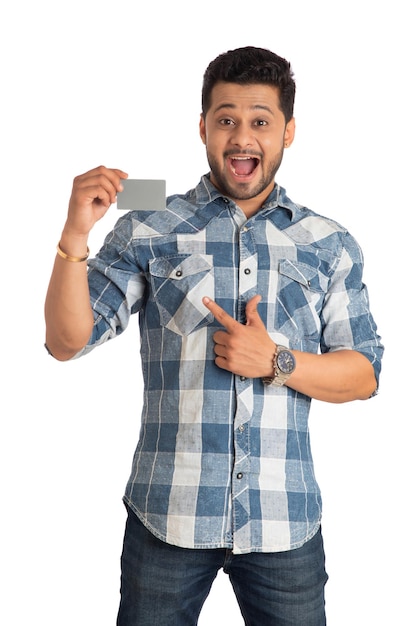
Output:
[
  {"xmin": 284, "ymin": 117, "xmax": 296, "ymax": 148},
  {"xmin": 199, "ymin": 114, "xmax": 207, "ymax": 145}
]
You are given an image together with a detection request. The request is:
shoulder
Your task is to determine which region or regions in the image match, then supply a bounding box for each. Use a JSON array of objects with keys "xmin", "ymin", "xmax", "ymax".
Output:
[{"xmin": 281, "ymin": 191, "xmax": 364, "ymax": 260}]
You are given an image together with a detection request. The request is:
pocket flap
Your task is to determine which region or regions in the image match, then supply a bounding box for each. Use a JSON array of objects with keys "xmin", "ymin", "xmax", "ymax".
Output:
[
  {"xmin": 150, "ymin": 254, "xmax": 212, "ymax": 279},
  {"xmin": 279, "ymin": 259, "xmax": 325, "ymax": 292}
]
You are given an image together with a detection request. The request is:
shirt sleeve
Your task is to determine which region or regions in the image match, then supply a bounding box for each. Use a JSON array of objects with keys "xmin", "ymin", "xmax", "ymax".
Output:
[
  {"xmin": 73, "ymin": 213, "xmax": 146, "ymax": 357},
  {"xmin": 320, "ymin": 230, "xmax": 384, "ymax": 390}
]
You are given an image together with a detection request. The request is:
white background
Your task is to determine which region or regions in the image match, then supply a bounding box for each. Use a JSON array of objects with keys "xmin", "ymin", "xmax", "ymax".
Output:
[{"xmin": 1, "ymin": 1, "xmax": 416, "ymax": 624}]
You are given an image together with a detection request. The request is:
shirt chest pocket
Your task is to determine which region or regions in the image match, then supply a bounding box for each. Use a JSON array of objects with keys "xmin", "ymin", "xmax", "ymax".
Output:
[
  {"xmin": 149, "ymin": 254, "xmax": 214, "ymax": 336},
  {"xmin": 276, "ymin": 259, "xmax": 329, "ymax": 345}
]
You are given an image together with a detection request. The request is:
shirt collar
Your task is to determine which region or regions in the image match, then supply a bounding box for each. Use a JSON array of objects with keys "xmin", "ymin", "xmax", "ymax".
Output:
[{"xmin": 194, "ymin": 174, "xmax": 300, "ymax": 221}]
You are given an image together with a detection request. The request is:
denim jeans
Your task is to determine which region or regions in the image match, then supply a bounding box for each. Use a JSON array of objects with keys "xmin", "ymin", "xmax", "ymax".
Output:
[{"xmin": 116, "ymin": 507, "xmax": 328, "ymax": 626}]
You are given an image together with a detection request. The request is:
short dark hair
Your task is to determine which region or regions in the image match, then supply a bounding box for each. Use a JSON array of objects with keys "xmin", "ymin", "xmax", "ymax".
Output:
[{"xmin": 201, "ymin": 46, "xmax": 296, "ymax": 123}]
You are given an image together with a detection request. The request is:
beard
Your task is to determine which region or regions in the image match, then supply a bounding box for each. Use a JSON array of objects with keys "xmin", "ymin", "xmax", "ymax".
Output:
[{"xmin": 206, "ymin": 146, "xmax": 285, "ymax": 201}]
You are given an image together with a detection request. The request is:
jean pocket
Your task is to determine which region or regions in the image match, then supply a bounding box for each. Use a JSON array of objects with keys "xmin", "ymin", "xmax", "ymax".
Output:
[{"xmin": 149, "ymin": 254, "xmax": 214, "ymax": 336}]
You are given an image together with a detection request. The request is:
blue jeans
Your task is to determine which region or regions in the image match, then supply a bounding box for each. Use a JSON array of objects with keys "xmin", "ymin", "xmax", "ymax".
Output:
[{"xmin": 116, "ymin": 507, "xmax": 328, "ymax": 625}]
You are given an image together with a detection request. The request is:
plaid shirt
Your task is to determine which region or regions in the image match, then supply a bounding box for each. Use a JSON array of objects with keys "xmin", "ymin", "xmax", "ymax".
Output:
[{"xmin": 77, "ymin": 174, "xmax": 383, "ymax": 555}]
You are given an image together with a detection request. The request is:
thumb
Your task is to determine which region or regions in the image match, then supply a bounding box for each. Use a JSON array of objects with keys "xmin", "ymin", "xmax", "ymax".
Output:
[{"xmin": 245, "ymin": 295, "xmax": 264, "ymax": 327}]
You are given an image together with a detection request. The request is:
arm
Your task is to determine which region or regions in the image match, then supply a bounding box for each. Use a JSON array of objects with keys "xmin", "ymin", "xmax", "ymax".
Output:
[
  {"xmin": 44, "ymin": 166, "xmax": 128, "ymax": 361},
  {"xmin": 283, "ymin": 348, "xmax": 376, "ymax": 402},
  {"xmin": 202, "ymin": 295, "xmax": 377, "ymax": 403}
]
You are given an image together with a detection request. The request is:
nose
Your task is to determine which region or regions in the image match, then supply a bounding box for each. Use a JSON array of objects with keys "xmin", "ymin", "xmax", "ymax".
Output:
[{"xmin": 230, "ymin": 122, "xmax": 254, "ymax": 149}]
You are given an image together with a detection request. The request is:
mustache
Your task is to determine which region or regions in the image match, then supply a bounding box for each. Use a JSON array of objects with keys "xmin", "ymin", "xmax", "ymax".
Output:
[{"xmin": 223, "ymin": 150, "xmax": 262, "ymax": 159}]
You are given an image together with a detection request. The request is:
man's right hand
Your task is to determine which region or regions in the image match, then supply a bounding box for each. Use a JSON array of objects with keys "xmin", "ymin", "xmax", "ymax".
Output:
[{"xmin": 65, "ymin": 165, "xmax": 129, "ymax": 238}]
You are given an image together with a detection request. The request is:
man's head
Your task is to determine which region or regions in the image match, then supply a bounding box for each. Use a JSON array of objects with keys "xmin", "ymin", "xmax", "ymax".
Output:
[
  {"xmin": 199, "ymin": 47, "xmax": 296, "ymax": 216},
  {"xmin": 201, "ymin": 46, "xmax": 295, "ymax": 123}
]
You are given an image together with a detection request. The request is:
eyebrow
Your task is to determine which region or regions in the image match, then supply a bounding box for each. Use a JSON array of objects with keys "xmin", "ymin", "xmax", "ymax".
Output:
[{"xmin": 213, "ymin": 102, "xmax": 275, "ymax": 115}]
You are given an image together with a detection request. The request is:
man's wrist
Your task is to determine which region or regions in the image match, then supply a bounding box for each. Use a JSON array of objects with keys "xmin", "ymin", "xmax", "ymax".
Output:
[
  {"xmin": 58, "ymin": 230, "xmax": 90, "ymax": 258},
  {"xmin": 263, "ymin": 345, "xmax": 296, "ymax": 387},
  {"xmin": 57, "ymin": 242, "xmax": 89, "ymax": 263}
]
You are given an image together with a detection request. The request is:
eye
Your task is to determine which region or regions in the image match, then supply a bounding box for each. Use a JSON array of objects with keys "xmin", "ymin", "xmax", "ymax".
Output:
[
  {"xmin": 219, "ymin": 118, "xmax": 235, "ymax": 126},
  {"xmin": 254, "ymin": 119, "xmax": 268, "ymax": 127}
]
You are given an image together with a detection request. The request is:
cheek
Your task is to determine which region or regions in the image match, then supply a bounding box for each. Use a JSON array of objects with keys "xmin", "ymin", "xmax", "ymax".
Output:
[
  {"xmin": 264, "ymin": 135, "xmax": 284, "ymax": 154},
  {"xmin": 205, "ymin": 133, "xmax": 226, "ymax": 156}
]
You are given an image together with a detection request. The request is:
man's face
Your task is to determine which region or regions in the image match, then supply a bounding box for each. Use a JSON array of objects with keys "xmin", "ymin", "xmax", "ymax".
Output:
[{"xmin": 199, "ymin": 82, "xmax": 295, "ymax": 213}]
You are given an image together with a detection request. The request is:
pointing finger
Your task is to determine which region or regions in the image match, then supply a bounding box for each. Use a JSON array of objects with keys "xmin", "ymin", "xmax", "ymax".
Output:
[{"xmin": 202, "ymin": 297, "xmax": 239, "ymax": 332}]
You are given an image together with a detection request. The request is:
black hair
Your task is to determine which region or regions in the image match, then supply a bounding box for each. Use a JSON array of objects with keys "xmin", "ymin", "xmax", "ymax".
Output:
[{"xmin": 201, "ymin": 46, "xmax": 296, "ymax": 123}]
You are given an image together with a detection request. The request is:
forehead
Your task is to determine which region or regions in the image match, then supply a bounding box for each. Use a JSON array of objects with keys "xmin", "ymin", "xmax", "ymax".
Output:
[{"xmin": 208, "ymin": 81, "xmax": 282, "ymax": 114}]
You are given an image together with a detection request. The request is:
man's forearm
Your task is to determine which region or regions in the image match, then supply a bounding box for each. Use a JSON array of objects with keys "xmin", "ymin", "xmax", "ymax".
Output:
[
  {"xmin": 44, "ymin": 236, "xmax": 94, "ymax": 361},
  {"xmin": 286, "ymin": 349, "xmax": 377, "ymax": 403}
]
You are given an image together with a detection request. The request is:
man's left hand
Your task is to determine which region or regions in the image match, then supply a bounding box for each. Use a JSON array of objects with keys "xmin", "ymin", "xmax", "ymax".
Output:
[{"xmin": 202, "ymin": 295, "xmax": 276, "ymax": 379}]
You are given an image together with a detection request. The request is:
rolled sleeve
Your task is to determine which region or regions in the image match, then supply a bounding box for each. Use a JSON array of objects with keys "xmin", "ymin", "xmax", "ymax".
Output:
[{"xmin": 321, "ymin": 232, "xmax": 384, "ymax": 390}]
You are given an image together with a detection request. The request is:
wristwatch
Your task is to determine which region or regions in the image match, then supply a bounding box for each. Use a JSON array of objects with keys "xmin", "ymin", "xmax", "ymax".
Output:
[{"xmin": 263, "ymin": 344, "xmax": 296, "ymax": 387}]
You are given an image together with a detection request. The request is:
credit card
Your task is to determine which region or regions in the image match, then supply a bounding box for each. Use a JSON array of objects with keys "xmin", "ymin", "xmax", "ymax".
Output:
[{"xmin": 117, "ymin": 179, "xmax": 166, "ymax": 211}]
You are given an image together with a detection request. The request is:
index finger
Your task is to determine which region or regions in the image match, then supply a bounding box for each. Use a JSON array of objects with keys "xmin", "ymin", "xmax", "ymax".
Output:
[
  {"xmin": 75, "ymin": 166, "xmax": 128, "ymax": 189},
  {"xmin": 202, "ymin": 296, "xmax": 240, "ymax": 332},
  {"xmin": 73, "ymin": 166, "xmax": 129, "ymax": 207}
]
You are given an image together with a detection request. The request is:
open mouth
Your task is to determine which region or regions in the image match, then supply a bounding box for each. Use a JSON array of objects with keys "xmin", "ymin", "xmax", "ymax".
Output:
[{"xmin": 229, "ymin": 156, "xmax": 260, "ymax": 177}]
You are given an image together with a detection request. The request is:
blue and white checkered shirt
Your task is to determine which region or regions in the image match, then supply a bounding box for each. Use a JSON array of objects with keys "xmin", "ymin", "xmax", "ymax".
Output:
[{"xmin": 77, "ymin": 174, "xmax": 383, "ymax": 555}]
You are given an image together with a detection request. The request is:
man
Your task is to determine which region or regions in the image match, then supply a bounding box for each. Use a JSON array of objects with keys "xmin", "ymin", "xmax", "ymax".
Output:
[{"xmin": 45, "ymin": 47, "xmax": 383, "ymax": 625}]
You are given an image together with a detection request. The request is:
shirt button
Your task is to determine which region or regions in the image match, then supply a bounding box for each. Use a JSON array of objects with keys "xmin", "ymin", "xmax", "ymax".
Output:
[
  {"xmin": 175, "ymin": 270, "xmax": 182, "ymax": 277},
  {"xmin": 236, "ymin": 472, "xmax": 243, "ymax": 480},
  {"xmin": 244, "ymin": 268, "xmax": 251, "ymax": 275},
  {"xmin": 240, "ymin": 376, "xmax": 246, "ymax": 381},
  {"xmin": 238, "ymin": 424, "xmax": 245, "ymax": 432}
]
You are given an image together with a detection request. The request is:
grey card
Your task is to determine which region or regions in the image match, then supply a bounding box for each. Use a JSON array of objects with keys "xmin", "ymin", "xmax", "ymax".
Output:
[{"xmin": 117, "ymin": 179, "xmax": 166, "ymax": 211}]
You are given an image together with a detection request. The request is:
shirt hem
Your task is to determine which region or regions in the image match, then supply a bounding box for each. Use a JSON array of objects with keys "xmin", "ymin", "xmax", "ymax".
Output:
[{"xmin": 123, "ymin": 497, "xmax": 321, "ymax": 554}]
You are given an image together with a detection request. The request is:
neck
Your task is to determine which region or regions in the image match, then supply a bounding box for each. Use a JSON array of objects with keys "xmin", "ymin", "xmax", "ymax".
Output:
[
  {"xmin": 235, "ymin": 194, "xmax": 270, "ymax": 218},
  {"xmin": 209, "ymin": 176, "xmax": 275, "ymax": 219}
]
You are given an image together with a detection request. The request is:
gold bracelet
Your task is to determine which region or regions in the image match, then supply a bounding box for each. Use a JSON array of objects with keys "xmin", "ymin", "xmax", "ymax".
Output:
[{"xmin": 56, "ymin": 242, "xmax": 89, "ymax": 263}]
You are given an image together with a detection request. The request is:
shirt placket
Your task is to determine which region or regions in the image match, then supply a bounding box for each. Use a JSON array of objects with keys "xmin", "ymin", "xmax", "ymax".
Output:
[{"xmin": 232, "ymin": 222, "xmax": 258, "ymax": 552}]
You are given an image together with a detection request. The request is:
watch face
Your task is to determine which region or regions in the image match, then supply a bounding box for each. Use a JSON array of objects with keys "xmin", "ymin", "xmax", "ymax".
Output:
[{"xmin": 277, "ymin": 349, "xmax": 296, "ymax": 374}]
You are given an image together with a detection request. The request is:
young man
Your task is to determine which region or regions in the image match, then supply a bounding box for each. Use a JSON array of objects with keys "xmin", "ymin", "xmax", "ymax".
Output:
[{"xmin": 45, "ymin": 47, "xmax": 383, "ymax": 625}]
